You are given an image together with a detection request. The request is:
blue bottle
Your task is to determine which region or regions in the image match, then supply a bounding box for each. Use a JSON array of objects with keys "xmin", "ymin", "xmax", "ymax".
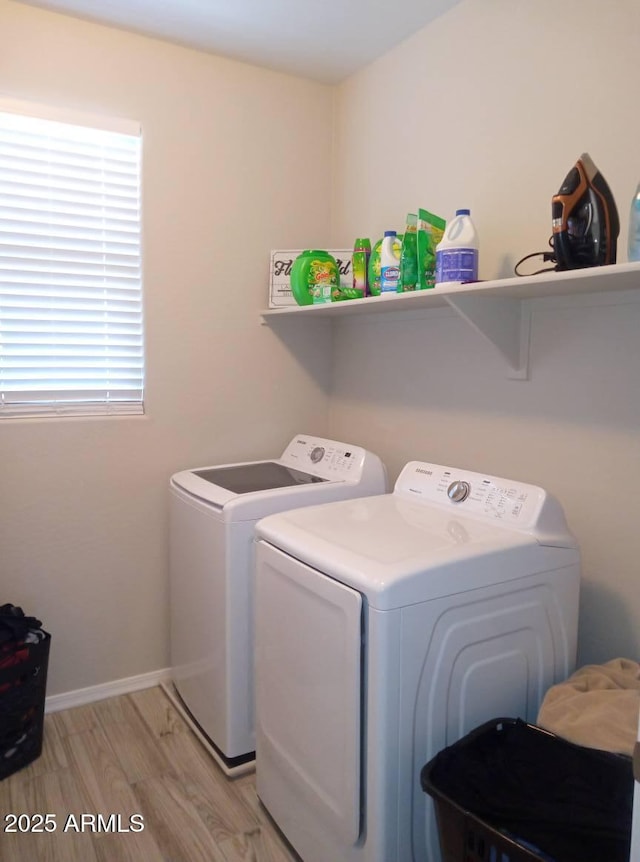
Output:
[{"xmin": 628, "ymin": 183, "xmax": 640, "ymax": 262}]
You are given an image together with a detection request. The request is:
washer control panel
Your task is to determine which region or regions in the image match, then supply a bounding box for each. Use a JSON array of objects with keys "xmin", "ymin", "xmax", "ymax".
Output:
[
  {"xmin": 281, "ymin": 435, "xmax": 365, "ymax": 480},
  {"xmin": 395, "ymin": 461, "xmax": 550, "ymax": 529}
]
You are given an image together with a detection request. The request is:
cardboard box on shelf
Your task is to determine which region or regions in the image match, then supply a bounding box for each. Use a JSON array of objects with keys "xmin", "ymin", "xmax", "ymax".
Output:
[{"xmin": 269, "ymin": 249, "xmax": 352, "ymax": 308}]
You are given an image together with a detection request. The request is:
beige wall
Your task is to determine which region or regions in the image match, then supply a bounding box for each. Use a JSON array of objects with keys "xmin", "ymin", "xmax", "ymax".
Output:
[
  {"xmin": 0, "ymin": 0, "xmax": 333, "ymax": 695},
  {"xmin": 329, "ymin": 0, "xmax": 640, "ymax": 664},
  {"xmin": 3, "ymin": 0, "xmax": 639, "ymax": 697}
]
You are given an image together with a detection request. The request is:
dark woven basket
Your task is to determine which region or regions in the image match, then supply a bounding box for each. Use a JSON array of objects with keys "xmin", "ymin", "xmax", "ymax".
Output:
[
  {"xmin": 421, "ymin": 717, "xmax": 633, "ymax": 862},
  {"xmin": 0, "ymin": 632, "xmax": 51, "ymax": 780}
]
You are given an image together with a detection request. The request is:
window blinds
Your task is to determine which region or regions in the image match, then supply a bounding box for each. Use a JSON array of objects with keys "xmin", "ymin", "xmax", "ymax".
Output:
[{"xmin": 0, "ymin": 101, "xmax": 143, "ymax": 418}]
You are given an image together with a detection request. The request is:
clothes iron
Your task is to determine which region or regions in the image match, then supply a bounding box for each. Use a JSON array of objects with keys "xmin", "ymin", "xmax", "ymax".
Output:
[
  {"xmin": 516, "ymin": 153, "xmax": 620, "ymax": 276},
  {"xmin": 551, "ymin": 152, "xmax": 619, "ymax": 270}
]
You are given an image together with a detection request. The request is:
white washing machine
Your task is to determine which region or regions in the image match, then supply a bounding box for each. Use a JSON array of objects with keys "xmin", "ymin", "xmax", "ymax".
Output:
[
  {"xmin": 168, "ymin": 434, "xmax": 387, "ymax": 775},
  {"xmin": 254, "ymin": 460, "xmax": 581, "ymax": 862}
]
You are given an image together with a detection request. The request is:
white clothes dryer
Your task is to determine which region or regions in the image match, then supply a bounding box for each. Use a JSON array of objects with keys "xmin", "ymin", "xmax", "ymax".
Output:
[
  {"xmin": 254, "ymin": 460, "xmax": 581, "ymax": 862},
  {"xmin": 168, "ymin": 434, "xmax": 387, "ymax": 775}
]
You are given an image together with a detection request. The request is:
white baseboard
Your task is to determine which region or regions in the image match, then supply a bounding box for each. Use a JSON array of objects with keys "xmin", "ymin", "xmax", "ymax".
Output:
[{"xmin": 44, "ymin": 667, "xmax": 172, "ymax": 714}]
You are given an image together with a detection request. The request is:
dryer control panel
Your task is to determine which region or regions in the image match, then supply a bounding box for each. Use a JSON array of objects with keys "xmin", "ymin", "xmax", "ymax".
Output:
[{"xmin": 395, "ymin": 461, "xmax": 574, "ymax": 544}]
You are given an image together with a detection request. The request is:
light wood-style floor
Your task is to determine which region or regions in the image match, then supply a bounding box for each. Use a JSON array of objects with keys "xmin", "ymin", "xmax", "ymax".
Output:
[{"xmin": 0, "ymin": 685, "xmax": 301, "ymax": 862}]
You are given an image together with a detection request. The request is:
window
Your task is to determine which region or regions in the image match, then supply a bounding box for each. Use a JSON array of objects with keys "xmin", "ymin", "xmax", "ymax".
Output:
[{"xmin": 0, "ymin": 99, "xmax": 143, "ymax": 418}]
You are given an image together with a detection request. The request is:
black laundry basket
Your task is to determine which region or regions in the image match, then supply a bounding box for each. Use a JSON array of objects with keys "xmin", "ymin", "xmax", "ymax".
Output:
[
  {"xmin": 420, "ymin": 717, "xmax": 634, "ymax": 862},
  {"xmin": 0, "ymin": 624, "xmax": 51, "ymax": 780}
]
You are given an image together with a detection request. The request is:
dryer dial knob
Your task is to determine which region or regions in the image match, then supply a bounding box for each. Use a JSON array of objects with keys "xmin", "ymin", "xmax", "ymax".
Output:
[{"xmin": 447, "ymin": 480, "xmax": 471, "ymax": 503}]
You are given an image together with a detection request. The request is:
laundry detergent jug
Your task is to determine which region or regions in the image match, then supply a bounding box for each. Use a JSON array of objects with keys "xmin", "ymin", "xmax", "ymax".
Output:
[{"xmin": 290, "ymin": 250, "xmax": 339, "ymax": 305}]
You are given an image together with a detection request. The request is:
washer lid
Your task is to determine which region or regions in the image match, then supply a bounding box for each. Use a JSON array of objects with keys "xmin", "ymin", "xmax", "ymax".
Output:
[
  {"xmin": 169, "ymin": 434, "xmax": 387, "ymax": 521},
  {"xmin": 171, "ymin": 461, "xmax": 331, "ymax": 517},
  {"xmin": 192, "ymin": 461, "xmax": 326, "ymax": 494},
  {"xmin": 255, "ymin": 494, "xmax": 578, "ymax": 609}
]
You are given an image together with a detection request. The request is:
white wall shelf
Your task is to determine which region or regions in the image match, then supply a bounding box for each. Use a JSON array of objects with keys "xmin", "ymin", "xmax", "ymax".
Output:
[{"xmin": 261, "ymin": 262, "xmax": 640, "ymax": 379}]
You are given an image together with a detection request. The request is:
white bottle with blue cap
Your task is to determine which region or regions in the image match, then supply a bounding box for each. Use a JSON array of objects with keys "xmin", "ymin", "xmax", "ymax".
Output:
[
  {"xmin": 380, "ymin": 230, "xmax": 401, "ymax": 293},
  {"xmin": 434, "ymin": 209, "xmax": 479, "ymax": 287}
]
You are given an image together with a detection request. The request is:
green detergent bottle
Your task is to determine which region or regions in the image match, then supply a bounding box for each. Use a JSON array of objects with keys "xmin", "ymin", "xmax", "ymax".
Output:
[{"xmin": 351, "ymin": 237, "xmax": 371, "ymax": 298}]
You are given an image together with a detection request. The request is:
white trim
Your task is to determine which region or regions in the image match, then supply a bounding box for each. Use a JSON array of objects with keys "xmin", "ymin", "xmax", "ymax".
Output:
[
  {"xmin": 0, "ymin": 403, "xmax": 145, "ymax": 420},
  {"xmin": 44, "ymin": 667, "xmax": 172, "ymax": 714},
  {"xmin": 0, "ymin": 95, "xmax": 141, "ymax": 136}
]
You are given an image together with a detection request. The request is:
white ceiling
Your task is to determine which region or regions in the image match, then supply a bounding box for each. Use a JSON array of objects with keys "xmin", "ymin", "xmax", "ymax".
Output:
[{"xmin": 13, "ymin": 0, "xmax": 463, "ymax": 83}]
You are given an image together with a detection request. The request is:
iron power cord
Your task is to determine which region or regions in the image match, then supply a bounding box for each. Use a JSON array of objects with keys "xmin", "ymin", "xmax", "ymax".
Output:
[{"xmin": 514, "ymin": 236, "xmax": 557, "ymax": 276}]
